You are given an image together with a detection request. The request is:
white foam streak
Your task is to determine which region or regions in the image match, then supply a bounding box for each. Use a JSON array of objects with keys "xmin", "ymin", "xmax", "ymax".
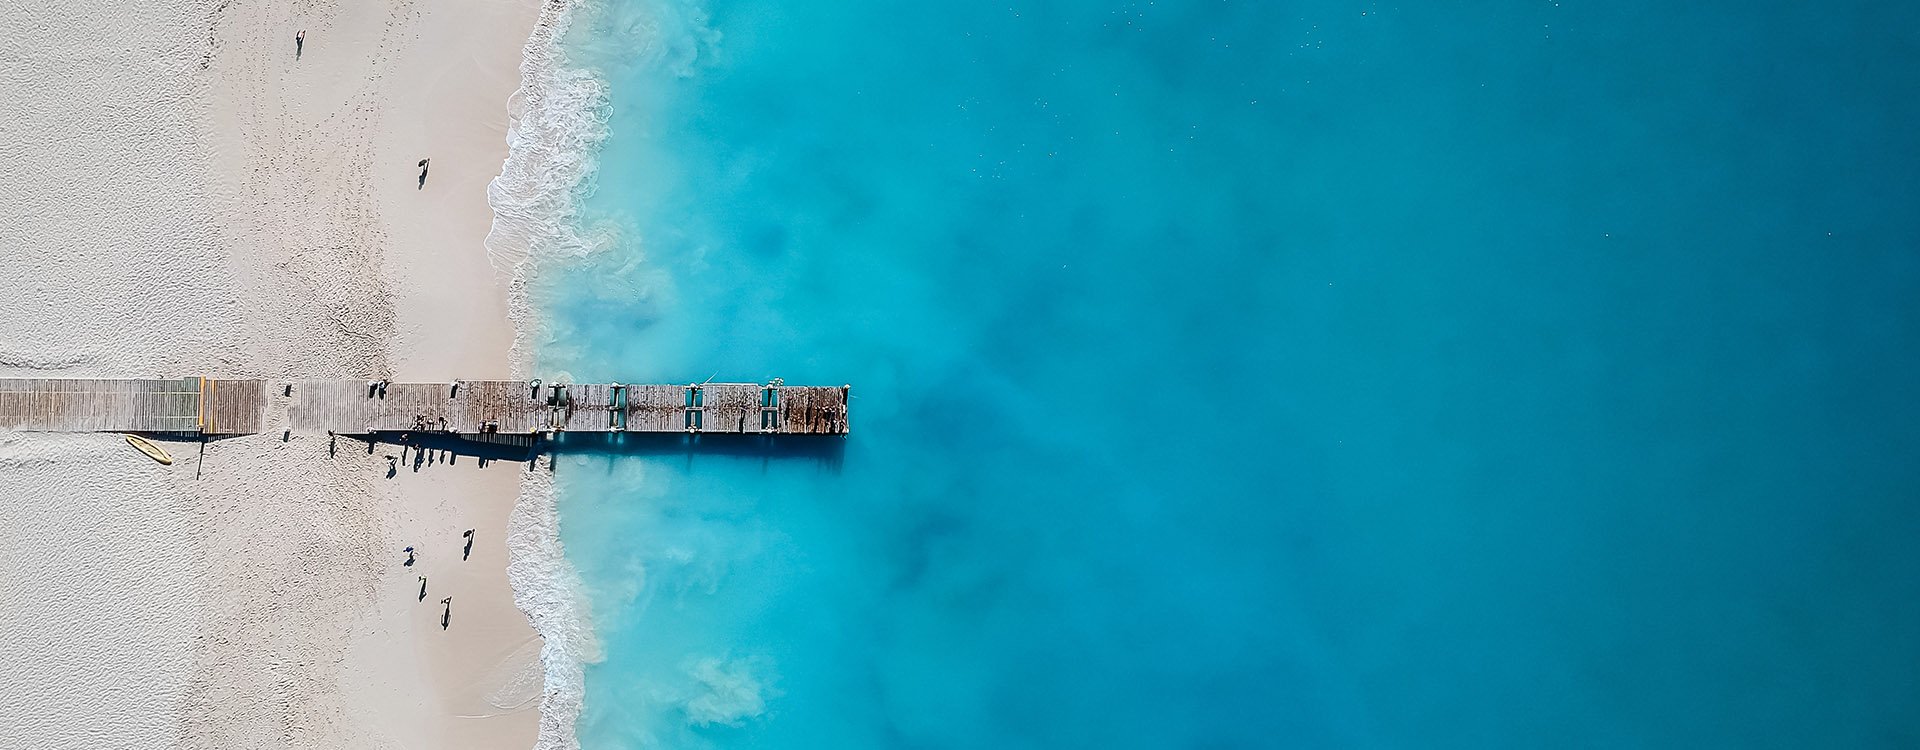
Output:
[
  {"xmin": 507, "ymin": 472, "xmax": 601, "ymax": 750},
  {"xmin": 487, "ymin": 0, "xmax": 615, "ymax": 377},
  {"xmin": 486, "ymin": 2, "xmax": 614, "ymax": 748}
]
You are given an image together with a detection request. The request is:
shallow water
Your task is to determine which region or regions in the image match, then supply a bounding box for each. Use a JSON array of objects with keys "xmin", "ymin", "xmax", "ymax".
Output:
[{"xmin": 529, "ymin": 1, "xmax": 1920, "ymax": 746}]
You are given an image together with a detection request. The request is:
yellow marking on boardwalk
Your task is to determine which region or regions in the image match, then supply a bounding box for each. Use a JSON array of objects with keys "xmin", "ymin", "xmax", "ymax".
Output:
[{"xmin": 0, "ymin": 378, "xmax": 232, "ymax": 433}]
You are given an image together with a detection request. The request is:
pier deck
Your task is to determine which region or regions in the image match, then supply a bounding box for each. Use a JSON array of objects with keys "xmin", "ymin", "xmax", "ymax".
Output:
[
  {"xmin": 0, "ymin": 377, "xmax": 265, "ymax": 435},
  {"xmin": 288, "ymin": 380, "xmax": 849, "ymax": 435},
  {"xmin": 0, "ymin": 378, "xmax": 848, "ymax": 437}
]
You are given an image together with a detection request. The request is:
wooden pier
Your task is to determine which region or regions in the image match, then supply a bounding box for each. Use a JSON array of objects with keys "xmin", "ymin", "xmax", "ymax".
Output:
[
  {"xmin": 0, "ymin": 377, "xmax": 266, "ymax": 435},
  {"xmin": 0, "ymin": 378, "xmax": 849, "ymax": 437},
  {"xmin": 287, "ymin": 380, "xmax": 849, "ymax": 436}
]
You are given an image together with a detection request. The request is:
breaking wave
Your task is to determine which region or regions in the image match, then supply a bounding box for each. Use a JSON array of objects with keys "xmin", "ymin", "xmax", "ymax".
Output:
[{"xmin": 484, "ymin": 2, "xmax": 610, "ymax": 748}]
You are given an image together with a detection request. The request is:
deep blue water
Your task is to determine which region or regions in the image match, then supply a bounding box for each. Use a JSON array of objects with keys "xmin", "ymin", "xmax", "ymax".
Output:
[{"xmin": 534, "ymin": 1, "xmax": 1920, "ymax": 747}]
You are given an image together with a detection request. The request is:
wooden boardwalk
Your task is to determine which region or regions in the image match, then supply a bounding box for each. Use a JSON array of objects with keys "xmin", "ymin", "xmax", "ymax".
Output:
[
  {"xmin": 0, "ymin": 378, "xmax": 848, "ymax": 437},
  {"xmin": 0, "ymin": 377, "xmax": 265, "ymax": 435},
  {"xmin": 287, "ymin": 380, "xmax": 850, "ymax": 435}
]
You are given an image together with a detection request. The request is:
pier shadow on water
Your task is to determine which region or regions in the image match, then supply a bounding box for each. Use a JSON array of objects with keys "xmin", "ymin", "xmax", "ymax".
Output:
[{"xmin": 351, "ymin": 431, "xmax": 846, "ymax": 470}]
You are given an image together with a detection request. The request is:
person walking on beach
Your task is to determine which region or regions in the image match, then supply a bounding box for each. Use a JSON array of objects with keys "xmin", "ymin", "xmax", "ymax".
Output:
[
  {"xmin": 403, "ymin": 546, "xmax": 416, "ymax": 567},
  {"xmin": 417, "ymin": 158, "xmax": 431, "ymax": 189},
  {"xmin": 462, "ymin": 529, "xmax": 475, "ymax": 560},
  {"xmin": 440, "ymin": 597, "xmax": 452, "ymax": 630},
  {"xmin": 295, "ymin": 30, "xmax": 305, "ymax": 59},
  {"xmin": 418, "ymin": 576, "xmax": 428, "ymax": 602}
]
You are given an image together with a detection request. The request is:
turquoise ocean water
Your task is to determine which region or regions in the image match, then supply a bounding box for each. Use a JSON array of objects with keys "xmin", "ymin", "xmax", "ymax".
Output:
[{"xmin": 528, "ymin": 1, "xmax": 1920, "ymax": 747}]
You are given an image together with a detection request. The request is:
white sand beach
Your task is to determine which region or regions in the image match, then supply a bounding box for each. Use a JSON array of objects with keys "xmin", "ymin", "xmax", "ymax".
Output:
[{"xmin": 0, "ymin": 0, "xmax": 550, "ymax": 747}]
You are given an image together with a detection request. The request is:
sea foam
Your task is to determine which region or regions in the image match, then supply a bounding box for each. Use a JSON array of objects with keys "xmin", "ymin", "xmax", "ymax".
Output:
[
  {"xmin": 485, "ymin": 1, "xmax": 613, "ymax": 748},
  {"xmin": 487, "ymin": 0, "xmax": 614, "ymax": 374}
]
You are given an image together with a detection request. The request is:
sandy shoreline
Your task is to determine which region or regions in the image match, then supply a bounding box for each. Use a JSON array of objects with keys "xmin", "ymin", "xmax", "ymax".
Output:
[{"xmin": 0, "ymin": 0, "xmax": 550, "ymax": 747}]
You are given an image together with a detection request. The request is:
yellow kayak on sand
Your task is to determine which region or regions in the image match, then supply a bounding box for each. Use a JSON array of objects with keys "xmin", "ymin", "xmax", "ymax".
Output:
[{"xmin": 125, "ymin": 434, "xmax": 174, "ymax": 465}]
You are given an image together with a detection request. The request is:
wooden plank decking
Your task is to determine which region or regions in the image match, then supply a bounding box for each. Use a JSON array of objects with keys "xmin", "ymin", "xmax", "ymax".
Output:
[
  {"xmin": 0, "ymin": 378, "xmax": 850, "ymax": 437},
  {"xmin": 286, "ymin": 380, "xmax": 850, "ymax": 436},
  {"xmin": 0, "ymin": 377, "xmax": 265, "ymax": 435}
]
